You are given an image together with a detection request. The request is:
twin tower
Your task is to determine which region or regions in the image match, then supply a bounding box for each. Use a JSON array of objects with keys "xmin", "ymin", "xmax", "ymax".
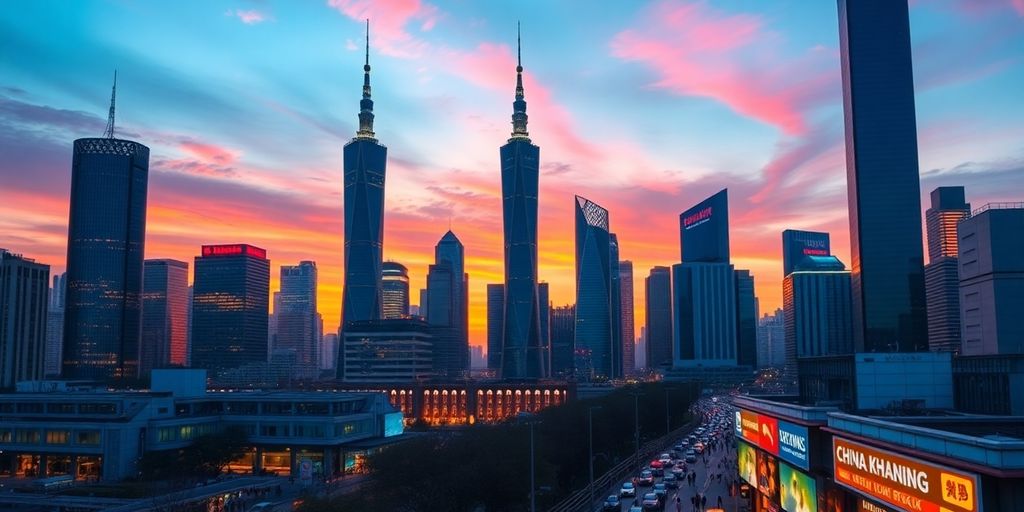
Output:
[{"xmin": 339, "ymin": 23, "xmax": 546, "ymax": 379}]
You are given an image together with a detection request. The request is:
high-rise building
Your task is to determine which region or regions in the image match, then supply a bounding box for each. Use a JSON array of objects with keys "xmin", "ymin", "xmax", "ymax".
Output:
[
  {"xmin": 0, "ymin": 250, "xmax": 49, "ymax": 388},
  {"xmin": 276, "ymin": 261, "xmax": 319, "ymax": 368},
  {"xmin": 609, "ymin": 234, "xmax": 623, "ymax": 379},
  {"xmin": 340, "ymin": 319, "xmax": 434, "ymax": 383},
  {"xmin": 191, "ymin": 244, "xmax": 270, "ymax": 375},
  {"xmin": 619, "ymin": 261, "xmax": 635, "ymax": 377},
  {"xmin": 425, "ymin": 231, "xmax": 469, "ymax": 378},
  {"xmin": 341, "ymin": 23, "xmax": 386, "ymax": 330},
  {"xmin": 470, "ymin": 345, "xmax": 486, "ymax": 369},
  {"xmin": 644, "ymin": 266, "xmax": 672, "ymax": 369},
  {"xmin": 500, "ymin": 31, "xmax": 545, "ymax": 379},
  {"xmin": 756, "ymin": 310, "xmax": 786, "ymax": 369},
  {"xmin": 958, "ymin": 204, "xmax": 1024, "ymax": 355},
  {"xmin": 838, "ymin": 0, "xmax": 928, "ymax": 352},
  {"xmin": 538, "ymin": 281, "xmax": 550, "ymax": 375},
  {"xmin": 381, "ymin": 261, "xmax": 410, "ymax": 319},
  {"xmin": 140, "ymin": 259, "xmax": 189, "ymax": 376},
  {"xmin": 735, "ymin": 270, "xmax": 757, "ymax": 368},
  {"xmin": 44, "ymin": 273, "xmax": 65, "ymax": 377},
  {"xmin": 550, "ymin": 304, "xmax": 576, "ymax": 378},
  {"xmin": 636, "ymin": 327, "xmax": 647, "ymax": 370},
  {"xmin": 63, "ymin": 80, "xmax": 149, "ymax": 382},
  {"xmin": 781, "ymin": 230, "xmax": 831, "ymax": 278},
  {"xmin": 321, "ymin": 332, "xmax": 339, "ymax": 371},
  {"xmin": 924, "ymin": 187, "xmax": 970, "ymax": 352},
  {"xmin": 680, "ymin": 189, "xmax": 729, "ymax": 264},
  {"xmin": 783, "ymin": 255, "xmax": 853, "ymax": 379},
  {"xmin": 486, "ymin": 284, "xmax": 504, "ymax": 371},
  {"xmin": 574, "ymin": 196, "xmax": 616, "ymax": 380}
]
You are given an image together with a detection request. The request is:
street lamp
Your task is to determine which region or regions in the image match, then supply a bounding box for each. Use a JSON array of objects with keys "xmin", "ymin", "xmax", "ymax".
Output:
[
  {"xmin": 517, "ymin": 412, "xmax": 539, "ymax": 512},
  {"xmin": 588, "ymin": 405, "xmax": 603, "ymax": 511},
  {"xmin": 629, "ymin": 391, "xmax": 641, "ymax": 473}
]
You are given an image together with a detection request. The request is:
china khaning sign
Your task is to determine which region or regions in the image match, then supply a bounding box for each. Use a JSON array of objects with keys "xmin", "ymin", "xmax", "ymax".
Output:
[
  {"xmin": 734, "ymin": 408, "xmax": 810, "ymax": 471},
  {"xmin": 833, "ymin": 436, "xmax": 981, "ymax": 512}
]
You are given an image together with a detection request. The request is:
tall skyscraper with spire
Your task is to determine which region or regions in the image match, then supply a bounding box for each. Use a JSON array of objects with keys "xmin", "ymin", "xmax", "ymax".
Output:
[
  {"xmin": 63, "ymin": 74, "xmax": 149, "ymax": 382},
  {"xmin": 500, "ymin": 25, "xmax": 545, "ymax": 379},
  {"xmin": 340, "ymin": 21, "xmax": 387, "ymax": 337}
]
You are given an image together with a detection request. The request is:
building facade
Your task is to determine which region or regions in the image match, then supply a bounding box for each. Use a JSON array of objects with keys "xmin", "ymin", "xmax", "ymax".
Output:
[
  {"xmin": 0, "ymin": 250, "xmax": 49, "ymax": 389},
  {"xmin": 756, "ymin": 309, "xmax": 785, "ymax": 369},
  {"xmin": 486, "ymin": 284, "xmax": 504, "ymax": 371},
  {"xmin": 783, "ymin": 256, "xmax": 854, "ymax": 381},
  {"xmin": 574, "ymin": 196, "xmax": 616, "ymax": 380},
  {"xmin": 340, "ymin": 319, "xmax": 434, "ymax": 383},
  {"xmin": 427, "ymin": 232, "xmax": 469, "ymax": 378},
  {"xmin": 672, "ymin": 263, "xmax": 737, "ymax": 366},
  {"xmin": 381, "ymin": 261, "xmax": 410, "ymax": 319},
  {"xmin": 839, "ymin": 0, "xmax": 928, "ymax": 353},
  {"xmin": 63, "ymin": 136, "xmax": 150, "ymax": 382},
  {"xmin": 645, "ymin": 266, "xmax": 673, "ymax": 369},
  {"xmin": 276, "ymin": 261, "xmax": 319, "ymax": 369},
  {"xmin": 44, "ymin": 273, "xmax": 65, "ymax": 377},
  {"xmin": 191, "ymin": 244, "xmax": 271, "ymax": 375},
  {"xmin": 550, "ymin": 304, "xmax": 576, "ymax": 378},
  {"xmin": 140, "ymin": 259, "xmax": 189, "ymax": 376},
  {"xmin": 735, "ymin": 269, "xmax": 757, "ymax": 368},
  {"xmin": 924, "ymin": 187, "xmax": 970, "ymax": 353},
  {"xmin": 619, "ymin": 261, "xmax": 635, "ymax": 376}
]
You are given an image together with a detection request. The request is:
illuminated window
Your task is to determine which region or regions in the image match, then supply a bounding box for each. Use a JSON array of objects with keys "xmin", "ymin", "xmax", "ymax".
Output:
[
  {"xmin": 46, "ymin": 431, "xmax": 70, "ymax": 444},
  {"xmin": 15, "ymin": 430, "xmax": 40, "ymax": 444}
]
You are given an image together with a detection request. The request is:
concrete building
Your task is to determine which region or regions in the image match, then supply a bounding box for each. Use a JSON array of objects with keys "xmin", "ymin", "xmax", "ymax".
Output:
[
  {"xmin": 339, "ymin": 319, "xmax": 434, "ymax": 383},
  {"xmin": 756, "ymin": 309, "xmax": 785, "ymax": 369},
  {"xmin": 0, "ymin": 250, "xmax": 49, "ymax": 389}
]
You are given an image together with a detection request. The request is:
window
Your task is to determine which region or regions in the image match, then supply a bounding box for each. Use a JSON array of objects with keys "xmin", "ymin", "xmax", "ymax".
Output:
[
  {"xmin": 343, "ymin": 423, "xmax": 356, "ymax": 435},
  {"xmin": 259, "ymin": 424, "xmax": 287, "ymax": 437},
  {"xmin": 47, "ymin": 403, "xmax": 76, "ymax": 414},
  {"xmin": 294, "ymin": 425, "xmax": 324, "ymax": 438},
  {"xmin": 0, "ymin": 430, "xmax": 11, "ymax": 442},
  {"xmin": 179, "ymin": 426, "xmax": 195, "ymax": 441},
  {"xmin": 79, "ymin": 403, "xmax": 116, "ymax": 415},
  {"xmin": 262, "ymin": 402, "xmax": 291, "ymax": 415},
  {"xmin": 15, "ymin": 429, "xmax": 40, "ymax": 443},
  {"xmin": 157, "ymin": 427, "xmax": 176, "ymax": 443},
  {"xmin": 296, "ymin": 403, "xmax": 328, "ymax": 415},
  {"xmin": 225, "ymin": 402, "xmax": 257, "ymax": 415},
  {"xmin": 46, "ymin": 431, "xmax": 70, "ymax": 444},
  {"xmin": 16, "ymin": 403, "xmax": 43, "ymax": 414},
  {"xmin": 77, "ymin": 431, "xmax": 101, "ymax": 445}
]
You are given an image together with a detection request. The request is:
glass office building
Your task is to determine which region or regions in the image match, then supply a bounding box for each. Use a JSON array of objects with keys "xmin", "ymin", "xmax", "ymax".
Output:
[
  {"xmin": 140, "ymin": 259, "xmax": 189, "ymax": 376},
  {"xmin": 574, "ymin": 196, "xmax": 616, "ymax": 380},
  {"xmin": 381, "ymin": 262, "xmax": 410, "ymax": 319}
]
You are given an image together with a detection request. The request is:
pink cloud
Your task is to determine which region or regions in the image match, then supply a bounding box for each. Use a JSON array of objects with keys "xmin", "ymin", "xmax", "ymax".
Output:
[
  {"xmin": 179, "ymin": 140, "xmax": 238, "ymax": 164},
  {"xmin": 326, "ymin": 0, "xmax": 439, "ymax": 57},
  {"xmin": 228, "ymin": 9, "xmax": 270, "ymax": 25},
  {"xmin": 609, "ymin": 1, "xmax": 837, "ymax": 135}
]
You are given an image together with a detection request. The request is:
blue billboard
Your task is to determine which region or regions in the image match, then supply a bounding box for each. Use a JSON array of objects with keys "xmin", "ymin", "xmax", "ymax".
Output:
[
  {"xmin": 680, "ymin": 189, "xmax": 729, "ymax": 263},
  {"xmin": 777, "ymin": 420, "xmax": 809, "ymax": 471},
  {"xmin": 781, "ymin": 229, "xmax": 830, "ymax": 276}
]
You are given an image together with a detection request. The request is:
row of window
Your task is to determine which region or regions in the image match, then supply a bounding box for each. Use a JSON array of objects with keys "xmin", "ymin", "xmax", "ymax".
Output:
[
  {"xmin": 0, "ymin": 402, "xmax": 118, "ymax": 415},
  {"xmin": 257, "ymin": 421, "xmax": 363, "ymax": 438},
  {"xmin": 174, "ymin": 401, "xmax": 362, "ymax": 417},
  {"xmin": 0, "ymin": 429, "xmax": 101, "ymax": 445},
  {"xmin": 155, "ymin": 423, "xmax": 219, "ymax": 443}
]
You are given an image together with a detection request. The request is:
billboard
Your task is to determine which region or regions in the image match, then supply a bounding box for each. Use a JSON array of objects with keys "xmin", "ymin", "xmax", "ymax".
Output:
[
  {"xmin": 780, "ymin": 461, "xmax": 818, "ymax": 512},
  {"xmin": 777, "ymin": 420, "xmax": 810, "ymax": 471},
  {"xmin": 739, "ymin": 409, "xmax": 761, "ymax": 446},
  {"xmin": 833, "ymin": 436, "xmax": 982, "ymax": 512},
  {"xmin": 782, "ymin": 230, "xmax": 831, "ymax": 276},
  {"xmin": 680, "ymin": 189, "xmax": 729, "ymax": 263},
  {"xmin": 758, "ymin": 414, "xmax": 780, "ymax": 455},
  {"xmin": 738, "ymin": 440, "xmax": 758, "ymax": 486},
  {"xmin": 758, "ymin": 452, "xmax": 780, "ymax": 503},
  {"xmin": 201, "ymin": 244, "xmax": 267, "ymax": 259},
  {"xmin": 735, "ymin": 408, "xmax": 811, "ymax": 471}
]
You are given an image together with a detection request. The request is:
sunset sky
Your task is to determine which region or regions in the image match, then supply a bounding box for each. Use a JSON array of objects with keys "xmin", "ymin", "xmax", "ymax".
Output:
[{"xmin": 2, "ymin": 0, "xmax": 1023, "ymax": 353}]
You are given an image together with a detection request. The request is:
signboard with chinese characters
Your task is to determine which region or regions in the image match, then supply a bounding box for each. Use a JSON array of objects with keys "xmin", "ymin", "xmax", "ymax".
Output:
[{"xmin": 833, "ymin": 436, "xmax": 982, "ymax": 512}]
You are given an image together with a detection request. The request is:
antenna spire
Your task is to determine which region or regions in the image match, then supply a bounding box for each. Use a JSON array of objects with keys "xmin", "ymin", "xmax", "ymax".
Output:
[
  {"xmin": 103, "ymin": 70, "xmax": 117, "ymax": 139},
  {"xmin": 355, "ymin": 19, "xmax": 376, "ymax": 139},
  {"xmin": 510, "ymin": 22, "xmax": 529, "ymax": 140},
  {"xmin": 517, "ymin": 21, "xmax": 522, "ymax": 68}
]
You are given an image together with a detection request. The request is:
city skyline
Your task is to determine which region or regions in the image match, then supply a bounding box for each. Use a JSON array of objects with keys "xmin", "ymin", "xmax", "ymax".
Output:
[{"xmin": 3, "ymin": 1, "xmax": 1024, "ymax": 352}]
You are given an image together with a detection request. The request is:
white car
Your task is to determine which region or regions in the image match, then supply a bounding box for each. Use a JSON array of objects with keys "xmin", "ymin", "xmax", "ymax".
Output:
[{"xmin": 621, "ymin": 481, "xmax": 637, "ymax": 498}]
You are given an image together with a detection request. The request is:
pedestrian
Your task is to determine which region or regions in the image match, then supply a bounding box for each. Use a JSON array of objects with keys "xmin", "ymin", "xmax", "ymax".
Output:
[
  {"xmin": 717, "ymin": 495, "xmax": 723, "ymax": 508},
  {"xmin": 701, "ymin": 494, "xmax": 707, "ymax": 510}
]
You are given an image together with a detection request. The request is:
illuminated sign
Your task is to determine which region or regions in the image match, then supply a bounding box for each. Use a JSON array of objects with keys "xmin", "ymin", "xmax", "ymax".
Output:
[
  {"xmin": 680, "ymin": 189, "xmax": 729, "ymax": 263},
  {"xmin": 736, "ymin": 408, "xmax": 810, "ymax": 470},
  {"xmin": 833, "ymin": 436, "xmax": 982, "ymax": 512},
  {"xmin": 778, "ymin": 420, "xmax": 810, "ymax": 471},
  {"xmin": 858, "ymin": 499, "xmax": 894, "ymax": 512},
  {"xmin": 759, "ymin": 415, "xmax": 780, "ymax": 455},
  {"xmin": 201, "ymin": 244, "xmax": 267, "ymax": 259},
  {"xmin": 738, "ymin": 440, "xmax": 758, "ymax": 486},
  {"xmin": 740, "ymin": 410, "xmax": 761, "ymax": 445},
  {"xmin": 735, "ymin": 411, "xmax": 743, "ymax": 436},
  {"xmin": 782, "ymin": 229, "xmax": 831, "ymax": 276},
  {"xmin": 779, "ymin": 461, "xmax": 817, "ymax": 512},
  {"xmin": 683, "ymin": 206, "xmax": 713, "ymax": 229},
  {"xmin": 758, "ymin": 452, "xmax": 780, "ymax": 503}
]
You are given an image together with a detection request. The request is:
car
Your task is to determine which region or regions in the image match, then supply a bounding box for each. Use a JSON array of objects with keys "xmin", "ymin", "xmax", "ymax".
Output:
[
  {"xmin": 671, "ymin": 465, "xmax": 685, "ymax": 477},
  {"xmin": 621, "ymin": 481, "xmax": 636, "ymax": 498},
  {"xmin": 685, "ymin": 453, "xmax": 697, "ymax": 463},
  {"xmin": 658, "ymin": 453, "xmax": 672, "ymax": 465},
  {"xmin": 629, "ymin": 507, "xmax": 643, "ymax": 512},
  {"xmin": 651, "ymin": 465, "xmax": 664, "ymax": 477},
  {"xmin": 639, "ymin": 470, "xmax": 654, "ymax": 486},
  {"xmin": 642, "ymin": 493, "xmax": 661, "ymax": 511},
  {"xmin": 662, "ymin": 474, "xmax": 678, "ymax": 489},
  {"xmin": 673, "ymin": 444, "xmax": 683, "ymax": 452},
  {"xmin": 603, "ymin": 495, "xmax": 621, "ymax": 511},
  {"xmin": 649, "ymin": 460, "xmax": 663, "ymax": 469},
  {"xmin": 653, "ymin": 483, "xmax": 668, "ymax": 502}
]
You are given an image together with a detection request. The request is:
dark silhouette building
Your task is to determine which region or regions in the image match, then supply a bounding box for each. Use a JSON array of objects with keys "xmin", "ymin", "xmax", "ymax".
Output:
[
  {"xmin": 924, "ymin": 187, "xmax": 970, "ymax": 353},
  {"xmin": 486, "ymin": 284, "xmax": 504, "ymax": 371},
  {"xmin": 0, "ymin": 250, "xmax": 49, "ymax": 388},
  {"xmin": 276, "ymin": 261, "xmax": 319, "ymax": 368},
  {"xmin": 680, "ymin": 189, "xmax": 729, "ymax": 264},
  {"xmin": 609, "ymin": 234, "xmax": 623, "ymax": 378},
  {"xmin": 381, "ymin": 261, "xmax": 410, "ymax": 319},
  {"xmin": 539, "ymin": 281, "xmax": 550, "ymax": 375},
  {"xmin": 838, "ymin": 0, "xmax": 928, "ymax": 352},
  {"xmin": 140, "ymin": 259, "xmax": 189, "ymax": 376},
  {"xmin": 426, "ymin": 231, "xmax": 469, "ymax": 377},
  {"xmin": 644, "ymin": 266, "xmax": 672, "ymax": 369},
  {"xmin": 550, "ymin": 304, "xmax": 576, "ymax": 378},
  {"xmin": 574, "ymin": 196, "xmax": 616, "ymax": 380},
  {"xmin": 44, "ymin": 273, "xmax": 65, "ymax": 377},
  {"xmin": 191, "ymin": 244, "xmax": 270, "ymax": 375},
  {"xmin": 500, "ymin": 30, "xmax": 545, "ymax": 379},
  {"xmin": 781, "ymin": 230, "xmax": 831, "ymax": 278},
  {"xmin": 735, "ymin": 269, "xmax": 757, "ymax": 368},
  {"xmin": 619, "ymin": 261, "xmax": 635, "ymax": 376},
  {"xmin": 62, "ymin": 79, "xmax": 149, "ymax": 382},
  {"xmin": 341, "ymin": 22, "xmax": 386, "ymax": 330}
]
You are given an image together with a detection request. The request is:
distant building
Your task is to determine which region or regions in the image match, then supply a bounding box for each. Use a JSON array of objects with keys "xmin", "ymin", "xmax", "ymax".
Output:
[
  {"xmin": 140, "ymin": 259, "xmax": 189, "ymax": 376},
  {"xmin": 486, "ymin": 284, "xmax": 504, "ymax": 371},
  {"xmin": 756, "ymin": 310, "xmax": 785, "ymax": 369},
  {"xmin": 63, "ymin": 135, "xmax": 150, "ymax": 382},
  {"xmin": 191, "ymin": 244, "xmax": 270, "ymax": 375},
  {"xmin": 610, "ymin": 234, "xmax": 623, "ymax": 379},
  {"xmin": 44, "ymin": 273, "xmax": 66, "ymax": 377},
  {"xmin": 636, "ymin": 327, "xmax": 647, "ymax": 370},
  {"xmin": 539, "ymin": 282, "xmax": 550, "ymax": 375},
  {"xmin": 924, "ymin": 187, "xmax": 970, "ymax": 353},
  {"xmin": 958, "ymin": 203, "xmax": 1024, "ymax": 355},
  {"xmin": 321, "ymin": 332, "xmax": 339, "ymax": 371},
  {"xmin": 735, "ymin": 270, "xmax": 757, "ymax": 368},
  {"xmin": 275, "ymin": 261, "xmax": 319, "ymax": 370},
  {"xmin": 574, "ymin": 196, "xmax": 617, "ymax": 380},
  {"xmin": 381, "ymin": 261, "xmax": 410, "ymax": 319},
  {"xmin": 644, "ymin": 266, "xmax": 672, "ymax": 369},
  {"xmin": 550, "ymin": 304, "xmax": 576, "ymax": 378},
  {"xmin": 672, "ymin": 263, "xmax": 737, "ymax": 367},
  {"xmin": 619, "ymin": 261, "xmax": 635, "ymax": 377},
  {"xmin": 0, "ymin": 250, "xmax": 49, "ymax": 388},
  {"xmin": 469, "ymin": 345, "xmax": 485, "ymax": 369},
  {"xmin": 340, "ymin": 319, "xmax": 434, "ymax": 383},
  {"xmin": 427, "ymin": 231, "xmax": 469, "ymax": 378}
]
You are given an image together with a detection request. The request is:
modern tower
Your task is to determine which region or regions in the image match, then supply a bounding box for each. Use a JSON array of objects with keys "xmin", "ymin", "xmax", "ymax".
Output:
[
  {"xmin": 783, "ymin": 255, "xmax": 853, "ymax": 379},
  {"xmin": 538, "ymin": 281, "xmax": 550, "ymax": 375},
  {"xmin": 63, "ymin": 74, "xmax": 150, "ymax": 382},
  {"xmin": 619, "ymin": 261, "xmax": 635, "ymax": 376},
  {"xmin": 276, "ymin": 261, "xmax": 319, "ymax": 368},
  {"xmin": 427, "ymin": 231, "xmax": 469, "ymax": 377},
  {"xmin": 924, "ymin": 187, "xmax": 970, "ymax": 352},
  {"xmin": 486, "ymin": 284, "xmax": 504, "ymax": 371},
  {"xmin": 644, "ymin": 266, "xmax": 672, "ymax": 369},
  {"xmin": 838, "ymin": 0, "xmax": 928, "ymax": 352},
  {"xmin": 574, "ymin": 196, "xmax": 615, "ymax": 380},
  {"xmin": 44, "ymin": 273, "xmax": 66, "ymax": 377},
  {"xmin": 609, "ymin": 234, "xmax": 623, "ymax": 378},
  {"xmin": 140, "ymin": 259, "xmax": 189, "ymax": 376},
  {"xmin": 735, "ymin": 269, "xmax": 757, "ymax": 368},
  {"xmin": 0, "ymin": 250, "xmax": 49, "ymax": 388},
  {"xmin": 341, "ymin": 21, "xmax": 387, "ymax": 330},
  {"xmin": 381, "ymin": 261, "xmax": 410, "ymax": 319},
  {"xmin": 500, "ymin": 26, "xmax": 545, "ymax": 379},
  {"xmin": 191, "ymin": 244, "xmax": 270, "ymax": 375}
]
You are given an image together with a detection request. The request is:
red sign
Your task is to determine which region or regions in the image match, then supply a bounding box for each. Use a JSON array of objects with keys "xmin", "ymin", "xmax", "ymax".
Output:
[
  {"xmin": 201, "ymin": 244, "xmax": 267, "ymax": 259},
  {"xmin": 758, "ymin": 415, "xmax": 779, "ymax": 455},
  {"xmin": 683, "ymin": 206, "xmax": 713, "ymax": 227},
  {"xmin": 802, "ymin": 248, "xmax": 829, "ymax": 256}
]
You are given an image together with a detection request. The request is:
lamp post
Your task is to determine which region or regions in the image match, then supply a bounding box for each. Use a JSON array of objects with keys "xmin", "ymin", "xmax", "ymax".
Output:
[
  {"xmin": 630, "ymin": 391, "xmax": 641, "ymax": 472},
  {"xmin": 588, "ymin": 405, "xmax": 602, "ymax": 511},
  {"xmin": 518, "ymin": 412, "xmax": 539, "ymax": 512}
]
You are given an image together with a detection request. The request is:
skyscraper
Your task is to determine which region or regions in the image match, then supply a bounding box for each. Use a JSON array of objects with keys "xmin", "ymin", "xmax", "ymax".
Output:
[
  {"xmin": 0, "ymin": 250, "xmax": 49, "ymax": 388},
  {"xmin": 574, "ymin": 196, "xmax": 615, "ymax": 380},
  {"xmin": 783, "ymin": 255, "xmax": 853, "ymax": 379},
  {"xmin": 381, "ymin": 261, "xmax": 410, "ymax": 319},
  {"xmin": 644, "ymin": 266, "xmax": 672, "ymax": 369},
  {"xmin": 341, "ymin": 22, "xmax": 386, "ymax": 330},
  {"xmin": 44, "ymin": 273, "xmax": 65, "ymax": 377},
  {"xmin": 538, "ymin": 281, "xmax": 550, "ymax": 375},
  {"xmin": 427, "ymin": 231, "xmax": 469, "ymax": 377},
  {"xmin": 924, "ymin": 187, "xmax": 970, "ymax": 352},
  {"xmin": 609, "ymin": 234, "xmax": 623, "ymax": 379},
  {"xmin": 191, "ymin": 244, "xmax": 270, "ymax": 375},
  {"xmin": 781, "ymin": 230, "xmax": 831, "ymax": 278},
  {"xmin": 838, "ymin": 0, "xmax": 928, "ymax": 352},
  {"xmin": 550, "ymin": 304, "xmax": 576, "ymax": 378},
  {"xmin": 680, "ymin": 189, "xmax": 729, "ymax": 264},
  {"xmin": 140, "ymin": 259, "xmax": 189, "ymax": 376},
  {"xmin": 500, "ymin": 28, "xmax": 545, "ymax": 379},
  {"xmin": 756, "ymin": 310, "xmax": 786, "ymax": 369},
  {"xmin": 619, "ymin": 261, "xmax": 635, "ymax": 376},
  {"xmin": 276, "ymin": 261, "xmax": 319, "ymax": 368},
  {"xmin": 486, "ymin": 284, "xmax": 504, "ymax": 371},
  {"xmin": 735, "ymin": 269, "xmax": 757, "ymax": 368}
]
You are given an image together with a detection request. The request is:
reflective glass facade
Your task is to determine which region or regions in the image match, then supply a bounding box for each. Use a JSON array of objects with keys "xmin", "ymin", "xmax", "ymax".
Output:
[
  {"xmin": 644, "ymin": 266, "xmax": 673, "ymax": 369},
  {"xmin": 573, "ymin": 197, "xmax": 615, "ymax": 380},
  {"xmin": 924, "ymin": 187, "xmax": 970, "ymax": 353},
  {"xmin": 190, "ymin": 245, "xmax": 270, "ymax": 374},
  {"xmin": 680, "ymin": 189, "xmax": 729, "ymax": 264},
  {"xmin": 0, "ymin": 251, "xmax": 49, "ymax": 388},
  {"xmin": 838, "ymin": 0, "xmax": 927, "ymax": 352},
  {"xmin": 672, "ymin": 262, "xmax": 737, "ymax": 366},
  {"xmin": 735, "ymin": 269, "xmax": 757, "ymax": 368},
  {"xmin": 276, "ymin": 261, "xmax": 318, "ymax": 367},
  {"xmin": 140, "ymin": 259, "xmax": 189, "ymax": 376},
  {"xmin": 781, "ymin": 230, "xmax": 831, "ymax": 278},
  {"xmin": 550, "ymin": 304, "xmax": 575, "ymax": 378},
  {"xmin": 486, "ymin": 284, "xmax": 504, "ymax": 371},
  {"xmin": 380, "ymin": 261, "xmax": 410, "ymax": 319},
  {"xmin": 341, "ymin": 139, "xmax": 386, "ymax": 328},
  {"xmin": 618, "ymin": 261, "xmax": 635, "ymax": 377},
  {"xmin": 63, "ymin": 138, "xmax": 149, "ymax": 382}
]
